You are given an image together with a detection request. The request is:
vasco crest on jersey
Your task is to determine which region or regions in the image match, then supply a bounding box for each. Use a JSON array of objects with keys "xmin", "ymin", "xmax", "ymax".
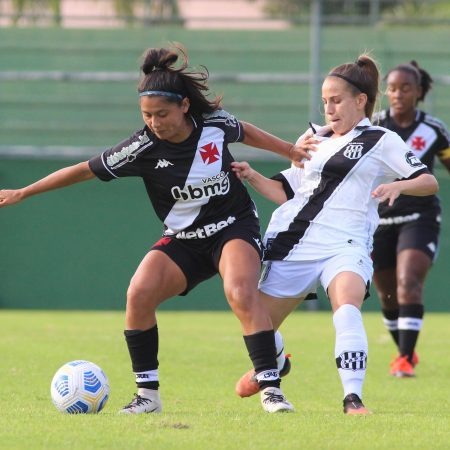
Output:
[
  {"xmin": 405, "ymin": 150, "xmax": 424, "ymax": 167},
  {"xmin": 200, "ymin": 142, "xmax": 220, "ymax": 165}
]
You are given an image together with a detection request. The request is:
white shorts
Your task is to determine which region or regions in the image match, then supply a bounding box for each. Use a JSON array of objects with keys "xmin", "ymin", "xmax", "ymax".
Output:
[{"xmin": 258, "ymin": 248, "xmax": 373, "ymax": 299}]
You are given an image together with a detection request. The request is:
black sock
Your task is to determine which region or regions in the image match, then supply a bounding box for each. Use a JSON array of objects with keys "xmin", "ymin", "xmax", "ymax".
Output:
[
  {"xmin": 124, "ymin": 326, "xmax": 159, "ymax": 389},
  {"xmin": 399, "ymin": 304, "xmax": 424, "ymax": 364},
  {"xmin": 382, "ymin": 308, "xmax": 400, "ymax": 347},
  {"xmin": 243, "ymin": 330, "xmax": 280, "ymax": 389}
]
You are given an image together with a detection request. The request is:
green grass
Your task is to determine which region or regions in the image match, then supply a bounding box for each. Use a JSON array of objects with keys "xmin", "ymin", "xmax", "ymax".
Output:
[{"xmin": 1, "ymin": 310, "xmax": 449, "ymax": 449}]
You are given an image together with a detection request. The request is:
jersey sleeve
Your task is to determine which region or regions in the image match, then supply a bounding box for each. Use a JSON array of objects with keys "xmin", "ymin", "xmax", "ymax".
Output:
[
  {"xmin": 271, "ymin": 165, "xmax": 302, "ymax": 200},
  {"xmin": 88, "ymin": 128, "xmax": 153, "ymax": 181},
  {"xmin": 380, "ymin": 131, "xmax": 428, "ymax": 179},
  {"xmin": 435, "ymin": 120, "xmax": 450, "ymax": 163},
  {"xmin": 203, "ymin": 109, "xmax": 244, "ymax": 143}
]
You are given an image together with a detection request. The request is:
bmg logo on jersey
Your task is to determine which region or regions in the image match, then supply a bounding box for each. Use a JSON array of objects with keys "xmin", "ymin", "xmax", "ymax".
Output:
[
  {"xmin": 171, "ymin": 171, "xmax": 230, "ymax": 201},
  {"xmin": 343, "ymin": 143, "xmax": 364, "ymax": 159},
  {"xmin": 336, "ymin": 351, "xmax": 367, "ymax": 371}
]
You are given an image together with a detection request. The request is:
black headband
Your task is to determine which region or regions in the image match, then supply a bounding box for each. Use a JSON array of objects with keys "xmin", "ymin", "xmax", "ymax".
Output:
[{"xmin": 329, "ymin": 73, "xmax": 374, "ymax": 102}]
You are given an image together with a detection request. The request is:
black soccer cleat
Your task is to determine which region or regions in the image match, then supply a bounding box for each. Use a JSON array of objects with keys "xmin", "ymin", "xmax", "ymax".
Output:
[
  {"xmin": 279, "ymin": 354, "xmax": 291, "ymax": 377},
  {"xmin": 343, "ymin": 393, "xmax": 371, "ymax": 415}
]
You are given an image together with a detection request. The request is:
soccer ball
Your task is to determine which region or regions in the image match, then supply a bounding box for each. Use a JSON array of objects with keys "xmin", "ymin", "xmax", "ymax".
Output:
[{"xmin": 50, "ymin": 360, "xmax": 110, "ymax": 414}]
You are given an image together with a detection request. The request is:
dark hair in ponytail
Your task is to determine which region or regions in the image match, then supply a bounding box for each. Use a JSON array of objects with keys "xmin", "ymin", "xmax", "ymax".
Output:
[
  {"xmin": 327, "ymin": 53, "xmax": 380, "ymax": 119},
  {"xmin": 385, "ymin": 60, "xmax": 433, "ymax": 102},
  {"xmin": 138, "ymin": 43, "xmax": 222, "ymax": 118}
]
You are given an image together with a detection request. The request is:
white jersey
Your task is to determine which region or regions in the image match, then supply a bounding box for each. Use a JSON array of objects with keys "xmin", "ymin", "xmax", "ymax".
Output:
[{"xmin": 264, "ymin": 118, "xmax": 428, "ymax": 261}]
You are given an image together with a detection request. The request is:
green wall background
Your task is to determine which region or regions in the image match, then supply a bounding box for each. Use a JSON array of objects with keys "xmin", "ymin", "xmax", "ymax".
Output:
[
  {"xmin": 1, "ymin": 25, "xmax": 449, "ymax": 312},
  {"xmin": 1, "ymin": 159, "xmax": 448, "ymax": 312}
]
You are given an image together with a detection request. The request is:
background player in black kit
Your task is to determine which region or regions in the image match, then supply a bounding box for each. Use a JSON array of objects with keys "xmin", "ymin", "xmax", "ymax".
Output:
[
  {"xmin": 0, "ymin": 44, "xmax": 308, "ymax": 414},
  {"xmin": 372, "ymin": 61, "xmax": 450, "ymax": 377}
]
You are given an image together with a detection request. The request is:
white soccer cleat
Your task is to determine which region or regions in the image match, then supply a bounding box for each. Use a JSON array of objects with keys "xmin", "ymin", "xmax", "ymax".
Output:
[
  {"xmin": 260, "ymin": 387, "xmax": 294, "ymax": 413},
  {"xmin": 119, "ymin": 391, "xmax": 162, "ymax": 414}
]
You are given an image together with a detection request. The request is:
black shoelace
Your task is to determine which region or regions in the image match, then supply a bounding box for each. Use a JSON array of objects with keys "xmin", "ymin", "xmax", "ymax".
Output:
[
  {"xmin": 262, "ymin": 391, "xmax": 285, "ymax": 404},
  {"xmin": 123, "ymin": 394, "xmax": 151, "ymax": 409}
]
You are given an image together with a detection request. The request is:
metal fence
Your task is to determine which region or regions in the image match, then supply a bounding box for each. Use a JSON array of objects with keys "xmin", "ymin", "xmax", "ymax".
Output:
[
  {"xmin": 0, "ymin": 3, "xmax": 449, "ymax": 158},
  {"xmin": 0, "ymin": 0, "xmax": 449, "ymax": 28}
]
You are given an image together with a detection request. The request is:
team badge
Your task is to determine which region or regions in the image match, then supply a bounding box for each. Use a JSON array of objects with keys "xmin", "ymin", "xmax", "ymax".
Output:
[
  {"xmin": 411, "ymin": 136, "xmax": 426, "ymax": 151},
  {"xmin": 343, "ymin": 143, "xmax": 363, "ymax": 159},
  {"xmin": 200, "ymin": 142, "xmax": 220, "ymax": 164},
  {"xmin": 405, "ymin": 151, "xmax": 423, "ymax": 167},
  {"xmin": 336, "ymin": 351, "xmax": 367, "ymax": 371}
]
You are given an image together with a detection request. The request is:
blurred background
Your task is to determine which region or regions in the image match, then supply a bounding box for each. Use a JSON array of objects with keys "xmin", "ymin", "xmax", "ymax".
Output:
[{"xmin": 1, "ymin": 0, "xmax": 449, "ymax": 311}]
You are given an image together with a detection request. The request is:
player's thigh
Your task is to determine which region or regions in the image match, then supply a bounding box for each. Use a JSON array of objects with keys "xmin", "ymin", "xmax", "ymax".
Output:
[
  {"xmin": 321, "ymin": 250, "xmax": 372, "ymax": 312},
  {"xmin": 129, "ymin": 249, "xmax": 187, "ymax": 303},
  {"xmin": 373, "ymin": 267, "xmax": 397, "ymax": 296},
  {"xmin": 372, "ymin": 225, "xmax": 398, "ymax": 272},
  {"xmin": 397, "ymin": 248, "xmax": 432, "ymax": 285},
  {"xmin": 219, "ymin": 239, "xmax": 261, "ymax": 300},
  {"xmin": 327, "ymin": 271, "xmax": 367, "ymax": 312},
  {"xmin": 259, "ymin": 291, "xmax": 302, "ymax": 330}
]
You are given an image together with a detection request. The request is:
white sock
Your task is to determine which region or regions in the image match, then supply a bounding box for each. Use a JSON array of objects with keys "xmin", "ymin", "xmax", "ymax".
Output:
[
  {"xmin": 333, "ymin": 304, "xmax": 368, "ymax": 399},
  {"xmin": 382, "ymin": 317, "xmax": 398, "ymax": 332},
  {"xmin": 134, "ymin": 369, "xmax": 158, "ymax": 385},
  {"xmin": 274, "ymin": 330, "xmax": 286, "ymax": 371}
]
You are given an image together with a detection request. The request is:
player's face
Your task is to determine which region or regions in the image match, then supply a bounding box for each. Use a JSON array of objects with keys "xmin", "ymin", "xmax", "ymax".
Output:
[
  {"xmin": 386, "ymin": 70, "xmax": 421, "ymax": 116},
  {"xmin": 140, "ymin": 96, "xmax": 192, "ymax": 143},
  {"xmin": 322, "ymin": 77, "xmax": 366, "ymax": 137}
]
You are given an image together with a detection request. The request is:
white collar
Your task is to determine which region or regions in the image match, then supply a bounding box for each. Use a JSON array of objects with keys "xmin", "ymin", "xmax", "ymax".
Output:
[{"xmin": 310, "ymin": 117, "xmax": 371, "ymax": 136}]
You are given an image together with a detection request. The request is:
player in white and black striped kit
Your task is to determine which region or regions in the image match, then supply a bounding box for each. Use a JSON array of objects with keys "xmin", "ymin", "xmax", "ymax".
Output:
[
  {"xmin": 0, "ymin": 45, "xmax": 310, "ymax": 414},
  {"xmin": 372, "ymin": 61, "xmax": 450, "ymax": 377},
  {"xmin": 232, "ymin": 54, "xmax": 438, "ymax": 415}
]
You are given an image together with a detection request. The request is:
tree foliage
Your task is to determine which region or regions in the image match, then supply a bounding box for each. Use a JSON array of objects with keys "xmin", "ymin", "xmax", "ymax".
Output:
[{"xmin": 260, "ymin": 0, "xmax": 444, "ymax": 19}]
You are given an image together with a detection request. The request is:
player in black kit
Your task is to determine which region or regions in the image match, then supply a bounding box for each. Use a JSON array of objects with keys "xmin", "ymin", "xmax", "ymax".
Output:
[
  {"xmin": 372, "ymin": 61, "xmax": 450, "ymax": 377},
  {"xmin": 0, "ymin": 45, "xmax": 308, "ymax": 413}
]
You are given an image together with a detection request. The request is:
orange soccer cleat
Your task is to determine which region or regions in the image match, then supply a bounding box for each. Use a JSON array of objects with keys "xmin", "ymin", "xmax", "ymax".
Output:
[
  {"xmin": 390, "ymin": 355, "xmax": 416, "ymax": 377},
  {"xmin": 235, "ymin": 355, "xmax": 291, "ymax": 398}
]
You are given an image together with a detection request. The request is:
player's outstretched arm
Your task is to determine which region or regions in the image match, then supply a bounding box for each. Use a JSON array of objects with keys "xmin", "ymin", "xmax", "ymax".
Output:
[
  {"xmin": 0, "ymin": 161, "xmax": 95, "ymax": 208},
  {"xmin": 371, "ymin": 173, "xmax": 438, "ymax": 207},
  {"xmin": 231, "ymin": 161, "xmax": 287, "ymax": 205},
  {"xmin": 241, "ymin": 121, "xmax": 311, "ymax": 165}
]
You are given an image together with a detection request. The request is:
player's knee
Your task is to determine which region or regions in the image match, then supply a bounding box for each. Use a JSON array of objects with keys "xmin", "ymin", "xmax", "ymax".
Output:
[
  {"xmin": 225, "ymin": 282, "xmax": 258, "ymax": 312},
  {"xmin": 126, "ymin": 281, "xmax": 155, "ymax": 309},
  {"xmin": 397, "ymin": 275, "xmax": 423, "ymax": 298}
]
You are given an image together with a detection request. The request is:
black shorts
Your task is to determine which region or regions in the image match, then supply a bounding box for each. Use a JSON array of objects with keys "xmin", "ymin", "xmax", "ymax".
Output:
[
  {"xmin": 372, "ymin": 217, "xmax": 440, "ymax": 271},
  {"xmin": 150, "ymin": 216, "xmax": 262, "ymax": 295}
]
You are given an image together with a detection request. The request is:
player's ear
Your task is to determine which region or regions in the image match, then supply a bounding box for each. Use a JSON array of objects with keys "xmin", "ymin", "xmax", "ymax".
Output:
[
  {"xmin": 357, "ymin": 92, "xmax": 368, "ymax": 111},
  {"xmin": 181, "ymin": 97, "xmax": 190, "ymax": 113}
]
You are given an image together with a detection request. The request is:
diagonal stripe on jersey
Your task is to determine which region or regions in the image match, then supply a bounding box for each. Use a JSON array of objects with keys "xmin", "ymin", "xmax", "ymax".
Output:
[{"xmin": 265, "ymin": 130, "xmax": 385, "ymax": 260}]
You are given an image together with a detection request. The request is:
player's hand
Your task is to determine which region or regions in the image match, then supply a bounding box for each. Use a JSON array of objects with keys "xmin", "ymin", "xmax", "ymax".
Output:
[
  {"xmin": 371, "ymin": 183, "xmax": 402, "ymax": 206},
  {"xmin": 0, "ymin": 189, "xmax": 25, "ymax": 208},
  {"xmin": 230, "ymin": 161, "xmax": 255, "ymax": 182},
  {"xmin": 290, "ymin": 133, "xmax": 319, "ymax": 168}
]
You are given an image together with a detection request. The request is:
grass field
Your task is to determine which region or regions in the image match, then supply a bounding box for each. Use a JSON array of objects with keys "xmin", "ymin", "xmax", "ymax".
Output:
[{"xmin": 1, "ymin": 310, "xmax": 449, "ymax": 449}]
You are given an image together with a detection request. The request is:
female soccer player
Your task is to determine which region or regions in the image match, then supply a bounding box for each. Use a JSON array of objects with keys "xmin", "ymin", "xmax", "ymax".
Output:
[
  {"xmin": 372, "ymin": 61, "xmax": 450, "ymax": 377},
  {"xmin": 232, "ymin": 54, "xmax": 439, "ymax": 415},
  {"xmin": 0, "ymin": 45, "xmax": 308, "ymax": 414}
]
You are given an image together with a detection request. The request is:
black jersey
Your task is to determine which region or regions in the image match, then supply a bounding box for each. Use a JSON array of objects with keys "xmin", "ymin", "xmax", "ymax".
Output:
[
  {"xmin": 88, "ymin": 110, "xmax": 257, "ymax": 238},
  {"xmin": 374, "ymin": 109, "xmax": 450, "ymax": 220}
]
